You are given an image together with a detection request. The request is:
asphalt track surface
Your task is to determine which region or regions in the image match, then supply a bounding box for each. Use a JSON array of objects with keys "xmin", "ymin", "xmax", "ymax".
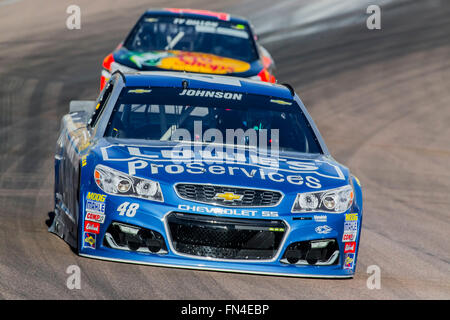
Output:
[{"xmin": 0, "ymin": 0, "xmax": 449, "ymax": 299}]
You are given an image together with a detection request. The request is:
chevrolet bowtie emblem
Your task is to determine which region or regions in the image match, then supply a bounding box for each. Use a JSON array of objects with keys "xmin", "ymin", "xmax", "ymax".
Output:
[{"xmin": 214, "ymin": 192, "xmax": 243, "ymax": 202}]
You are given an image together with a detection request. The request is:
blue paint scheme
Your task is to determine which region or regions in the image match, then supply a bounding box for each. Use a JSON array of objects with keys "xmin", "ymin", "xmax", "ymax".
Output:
[{"xmin": 52, "ymin": 72, "xmax": 363, "ymax": 278}]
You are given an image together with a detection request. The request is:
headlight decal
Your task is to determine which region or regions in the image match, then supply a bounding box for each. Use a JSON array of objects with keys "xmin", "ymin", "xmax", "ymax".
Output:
[
  {"xmin": 291, "ymin": 185, "xmax": 354, "ymax": 213},
  {"xmin": 94, "ymin": 164, "xmax": 164, "ymax": 202}
]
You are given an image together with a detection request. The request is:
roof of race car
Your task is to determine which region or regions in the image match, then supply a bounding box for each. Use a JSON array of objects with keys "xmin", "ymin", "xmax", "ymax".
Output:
[
  {"xmin": 144, "ymin": 8, "xmax": 249, "ymax": 25},
  {"xmin": 119, "ymin": 71, "xmax": 294, "ymax": 101}
]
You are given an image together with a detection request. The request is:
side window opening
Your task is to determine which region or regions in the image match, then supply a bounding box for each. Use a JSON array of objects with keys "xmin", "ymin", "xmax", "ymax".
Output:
[{"xmin": 89, "ymin": 81, "xmax": 114, "ymax": 128}]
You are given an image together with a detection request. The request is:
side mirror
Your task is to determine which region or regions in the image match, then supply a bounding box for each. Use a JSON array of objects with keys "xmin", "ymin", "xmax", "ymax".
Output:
[
  {"xmin": 69, "ymin": 100, "xmax": 96, "ymax": 115},
  {"xmin": 258, "ymin": 44, "xmax": 276, "ymax": 72}
]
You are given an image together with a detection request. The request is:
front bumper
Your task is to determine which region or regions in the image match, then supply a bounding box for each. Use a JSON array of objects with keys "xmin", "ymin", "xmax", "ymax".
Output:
[
  {"xmin": 78, "ymin": 193, "xmax": 361, "ymax": 278},
  {"xmin": 80, "ymin": 250, "xmax": 353, "ymax": 278}
]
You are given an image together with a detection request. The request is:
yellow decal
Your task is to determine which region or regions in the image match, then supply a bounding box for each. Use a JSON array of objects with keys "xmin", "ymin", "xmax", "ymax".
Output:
[
  {"xmin": 345, "ymin": 256, "xmax": 354, "ymax": 265},
  {"xmin": 345, "ymin": 213, "xmax": 358, "ymax": 221},
  {"xmin": 214, "ymin": 192, "xmax": 243, "ymax": 202},
  {"xmin": 353, "ymin": 175, "xmax": 361, "ymax": 187},
  {"xmin": 159, "ymin": 51, "xmax": 251, "ymax": 74},
  {"xmin": 86, "ymin": 192, "xmax": 106, "ymax": 202},
  {"xmin": 81, "ymin": 155, "xmax": 87, "ymax": 167},
  {"xmin": 270, "ymin": 99, "xmax": 292, "ymax": 105},
  {"xmin": 84, "ymin": 235, "xmax": 95, "ymax": 246},
  {"xmin": 128, "ymin": 89, "xmax": 152, "ymax": 94},
  {"xmin": 232, "ymin": 24, "xmax": 246, "ymax": 30}
]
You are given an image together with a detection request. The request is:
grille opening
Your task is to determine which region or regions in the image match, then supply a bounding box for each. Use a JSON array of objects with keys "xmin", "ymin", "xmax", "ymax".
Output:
[
  {"xmin": 175, "ymin": 184, "xmax": 282, "ymax": 207},
  {"xmin": 104, "ymin": 222, "xmax": 168, "ymax": 254},
  {"xmin": 167, "ymin": 212, "xmax": 286, "ymax": 260},
  {"xmin": 281, "ymin": 239, "xmax": 339, "ymax": 266}
]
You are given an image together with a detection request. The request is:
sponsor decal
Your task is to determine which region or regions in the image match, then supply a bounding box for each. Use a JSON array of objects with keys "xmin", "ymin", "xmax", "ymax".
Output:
[
  {"xmin": 344, "ymin": 242, "xmax": 356, "ymax": 253},
  {"xmin": 232, "ymin": 24, "xmax": 246, "ymax": 30},
  {"xmin": 345, "ymin": 213, "xmax": 358, "ymax": 221},
  {"xmin": 173, "ymin": 18, "xmax": 220, "ymax": 27},
  {"xmin": 85, "ymin": 212, "xmax": 105, "ymax": 223},
  {"xmin": 124, "ymin": 50, "xmax": 250, "ymax": 74},
  {"xmin": 213, "ymin": 192, "xmax": 243, "ymax": 202},
  {"xmin": 159, "ymin": 51, "xmax": 250, "ymax": 74},
  {"xmin": 167, "ymin": 9, "xmax": 230, "ymax": 21},
  {"xmin": 344, "ymin": 221, "xmax": 358, "ymax": 232},
  {"xmin": 270, "ymin": 99, "xmax": 292, "ymax": 106},
  {"xmin": 125, "ymin": 51, "xmax": 172, "ymax": 68},
  {"xmin": 84, "ymin": 221, "xmax": 100, "ymax": 234},
  {"xmin": 128, "ymin": 89, "xmax": 152, "ymax": 94},
  {"xmin": 179, "ymin": 89, "xmax": 242, "ymax": 100},
  {"xmin": 177, "ymin": 204, "xmax": 278, "ymax": 217},
  {"xmin": 100, "ymin": 145, "xmax": 346, "ymax": 184},
  {"xmin": 83, "ymin": 232, "xmax": 96, "ymax": 249},
  {"xmin": 81, "ymin": 155, "xmax": 87, "ymax": 167},
  {"xmin": 86, "ymin": 192, "xmax": 106, "ymax": 202},
  {"xmin": 342, "ymin": 231, "xmax": 357, "ymax": 242},
  {"xmin": 124, "ymin": 161, "xmax": 324, "ymax": 188},
  {"xmin": 353, "ymin": 175, "xmax": 361, "ymax": 187},
  {"xmin": 86, "ymin": 200, "xmax": 105, "ymax": 214},
  {"xmin": 293, "ymin": 216, "xmax": 312, "ymax": 220},
  {"xmin": 313, "ymin": 215, "xmax": 327, "ymax": 222},
  {"xmin": 344, "ymin": 253, "xmax": 355, "ymax": 269},
  {"xmin": 315, "ymin": 225, "xmax": 332, "ymax": 234}
]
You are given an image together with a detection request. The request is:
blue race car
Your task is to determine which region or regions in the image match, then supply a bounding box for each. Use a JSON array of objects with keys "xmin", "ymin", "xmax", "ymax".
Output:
[{"xmin": 51, "ymin": 71, "xmax": 363, "ymax": 278}]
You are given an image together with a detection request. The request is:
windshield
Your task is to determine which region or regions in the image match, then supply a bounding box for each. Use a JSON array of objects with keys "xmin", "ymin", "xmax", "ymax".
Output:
[
  {"xmin": 124, "ymin": 16, "xmax": 258, "ymax": 63},
  {"xmin": 104, "ymin": 87, "xmax": 322, "ymax": 154}
]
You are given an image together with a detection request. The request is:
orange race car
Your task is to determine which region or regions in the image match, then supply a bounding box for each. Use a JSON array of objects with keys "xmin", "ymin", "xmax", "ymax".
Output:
[{"xmin": 100, "ymin": 8, "xmax": 276, "ymax": 90}]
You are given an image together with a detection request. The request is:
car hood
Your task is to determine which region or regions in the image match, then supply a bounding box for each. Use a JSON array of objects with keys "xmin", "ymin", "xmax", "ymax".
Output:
[
  {"xmin": 90, "ymin": 140, "xmax": 350, "ymax": 195},
  {"xmin": 112, "ymin": 47, "xmax": 262, "ymax": 77}
]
